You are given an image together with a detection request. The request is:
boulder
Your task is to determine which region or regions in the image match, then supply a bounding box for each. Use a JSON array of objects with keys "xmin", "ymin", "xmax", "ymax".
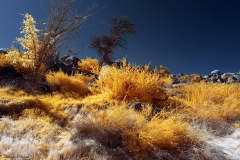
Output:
[
  {"xmin": 227, "ymin": 77, "xmax": 237, "ymax": 83},
  {"xmin": 114, "ymin": 59, "xmax": 123, "ymax": 69},
  {"xmin": 0, "ymin": 48, "xmax": 8, "ymax": 54},
  {"xmin": 211, "ymin": 69, "xmax": 220, "ymax": 75},
  {"xmin": 217, "ymin": 78, "xmax": 226, "ymax": 83},
  {"xmin": 232, "ymin": 74, "xmax": 240, "ymax": 81},
  {"xmin": 98, "ymin": 64, "xmax": 109, "ymax": 79},
  {"xmin": 131, "ymin": 102, "xmax": 145, "ymax": 111},
  {"xmin": 203, "ymin": 75, "xmax": 210, "ymax": 79},
  {"xmin": 65, "ymin": 56, "xmax": 80, "ymax": 67},
  {"xmin": 172, "ymin": 82, "xmax": 192, "ymax": 87},
  {"xmin": 171, "ymin": 74, "xmax": 181, "ymax": 84}
]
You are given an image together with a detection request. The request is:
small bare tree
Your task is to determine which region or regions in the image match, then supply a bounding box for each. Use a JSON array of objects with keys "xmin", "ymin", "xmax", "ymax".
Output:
[
  {"xmin": 90, "ymin": 16, "xmax": 136, "ymax": 66},
  {"xmin": 6, "ymin": 0, "xmax": 96, "ymax": 94},
  {"xmin": 37, "ymin": 0, "xmax": 96, "ymax": 73}
]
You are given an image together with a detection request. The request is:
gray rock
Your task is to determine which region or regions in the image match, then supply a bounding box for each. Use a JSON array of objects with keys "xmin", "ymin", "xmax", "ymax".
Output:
[
  {"xmin": 171, "ymin": 77, "xmax": 181, "ymax": 84},
  {"xmin": 172, "ymin": 82, "xmax": 192, "ymax": 87},
  {"xmin": 178, "ymin": 73, "xmax": 184, "ymax": 76},
  {"xmin": 0, "ymin": 48, "xmax": 9, "ymax": 54},
  {"xmin": 225, "ymin": 72, "xmax": 235, "ymax": 76},
  {"xmin": 114, "ymin": 59, "xmax": 123, "ymax": 69},
  {"xmin": 203, "ymin": 75, "xmax": 210, "ymax": 79},
  {"xmin": 99, "ymin": 65, "xmax": 110, "ymax": 79},
  {"xmin": 131, "ymin": 102, "xmax": 146, "ymax": 111},
  {"xmin": 227, "ymin": 77, "xmax": 237, "ymax": 83},
  {"xmin": 232, "ymin": 74, "xmax": 240, "ymax": 81},
  {"xmin": 216, "ymin": 75, "xmax": 221, "ymax": 79},
  {"xmin": 209, "ymin": 78, "xmax": 217, "ymax": 83},
  {"xmin": 211, "ymin": 69, "xmax": 220, "ymax": 75},
  {"xmin": 64, "ymin": 56, "xmax": 80, "ymax": 67},
  {"xmin": 217, "ymin": 78, "xmax": 226, "ymax": 83}
]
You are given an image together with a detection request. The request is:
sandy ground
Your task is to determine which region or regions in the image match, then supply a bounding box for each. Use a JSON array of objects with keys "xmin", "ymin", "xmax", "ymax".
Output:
[{"xmin": 208, "ymin": 129, "xmax": 240, "ymax": 160}]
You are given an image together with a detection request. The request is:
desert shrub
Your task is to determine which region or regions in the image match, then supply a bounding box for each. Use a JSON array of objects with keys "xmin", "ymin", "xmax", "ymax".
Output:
[
  {"xmin": 78, "ymin": 57, "xmax": 100, "ymax": 75},
  {"xmin": 155, "ymin": 65, "xmax": 169, "ymax": 76},
  {"xmin": 175, "ymin": 81, "xmax": 240, "ymax": 122},
  {"xmin": 90, "ymin": 58, "xmax": 172, "ymax": 106},
  {"xmin": 5, "ymin": 14, "xmax": 42, "ymax": 75},
  {"xmin": 90, "ymin": 102, "xmax": 199, "ymax": 158},
  {"xmin": 46, "ymin": 70, "xmax": 91, "ymax": 97},
  {"xmin": 180, "ymin": 74, "xmax": 202, "ymax": 83},
  {"xmin": 0, "ymin": 54, "xmax": 11, "ymax": 67}
]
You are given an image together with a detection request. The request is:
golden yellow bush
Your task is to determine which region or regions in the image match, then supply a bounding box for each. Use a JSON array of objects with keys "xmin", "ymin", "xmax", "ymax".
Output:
[
  {"xmin": 78, "ymin": 57, "xmax": 100, "ymax": 75},
  {"xmin": 180, "ymin": 74, "xmax": 202, "ymax": 83},
  {"xmin": 90, "ymin": 58, "xmax": 172, "ymax": 106},
  {"xmin": 122, "ymin": 116, "xmax": 193, "ymax": 155},
  {"xmin": 90, "ymin": 102, "xmax": 197, "ymax": 157},
  {"xmin": 5, "ymin": 14, "xmax": 40, "ymax": 71},
  {"xmin": 175, "ymin": 82, "xmax": 240, "ymax": 122},
  {"xmin": 46, "ymin": 70, "xmax": 91, "ymax": 97},
  {"xmin": 0, "ymin": 54, "xmax": 10, "ymax": 67}
]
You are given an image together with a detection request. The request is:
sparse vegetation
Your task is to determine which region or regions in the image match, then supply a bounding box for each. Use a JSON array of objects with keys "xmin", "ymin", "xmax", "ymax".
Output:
[
  {"xmin": 1, "ymin": 54, "xmax": 239, "ymax": 159},
  {"xmin": 0, "ymin": 0, "xmax": 240, "ymax": 159}
]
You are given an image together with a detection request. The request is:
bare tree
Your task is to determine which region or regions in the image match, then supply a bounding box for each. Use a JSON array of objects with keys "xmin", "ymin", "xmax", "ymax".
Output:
[
  {"xmin": 22, "ymin": 0, "xmax": 96, "ymax": 93},
  {"xmin": 90, "ymin": 16, "xmax": 136, "ymax": 66},
  {"xmin": 38, "ymin": 0, "xmax": 96, "ymax": 64}
]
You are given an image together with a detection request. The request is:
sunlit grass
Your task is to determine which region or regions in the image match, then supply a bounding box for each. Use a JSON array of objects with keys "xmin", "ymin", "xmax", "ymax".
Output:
[
  {"xmin": 174, "ymin": 81, "xmax": 240, "ymax": 122},
  {"xmin": 0, "ymin": 57, "xmax": 239, "ymax": 159}
]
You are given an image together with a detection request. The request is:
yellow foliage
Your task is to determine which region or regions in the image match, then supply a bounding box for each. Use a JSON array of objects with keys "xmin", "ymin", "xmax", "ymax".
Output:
[
  {"xmin": 78, "ymin": 57, "xmax": 100, "ymax": 75},
  {"xmin": 175, "ymin": 82, "xmax": 240, "ymax": 122},
  {"xmin": 90, "ymin": 58, "xmax": 172, "ymax": 105},
  {"xmin": 46, "ymin": 70, "xmax": 91, "ymax": 97},
  {"xmin": 0, "ymin": 87, "xmax": 73, "ymax": 126},
  {"xmin": 3, "ymin": 55, "xmax": 239, "ymax": 159},
  {"xmin": 5, "ymin": 14, "xmax": 40, "ymax": 71},
  {"xmin": 0, "ymin": 54, "xmax": 10, "ymax": 67},
  {"xmin": 90, "ymin": 102, "xmax": 196, "ymax": 157},
  {"xmin": 180, "ymin": 74, "xmax": 202, "ymax": 83},
  {"xmin": 235, "ymin": 123, "xmax": 240, "ymax": 130},
  {"xmin": 122, "ymin": 116, "xmax": 192, "ymax": 155}
]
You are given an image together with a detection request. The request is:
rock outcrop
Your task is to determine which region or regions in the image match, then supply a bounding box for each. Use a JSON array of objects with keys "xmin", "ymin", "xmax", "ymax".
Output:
[
  {"xmin": 0, "ymin": 48, "xmax": 8, "ymax": 54},
  {"xmin": 171, "ymin": 69, "xmax": 240, "ymax": 87}
]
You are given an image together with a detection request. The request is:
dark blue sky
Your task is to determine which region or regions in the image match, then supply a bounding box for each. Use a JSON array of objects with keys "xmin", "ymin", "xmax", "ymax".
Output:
[{"xmin": 1, "ymin": 0, "xmax": 240, "ymax": 74}]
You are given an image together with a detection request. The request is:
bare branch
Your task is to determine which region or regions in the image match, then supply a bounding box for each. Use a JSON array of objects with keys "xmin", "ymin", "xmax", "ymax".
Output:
[
  {"xmin": 36, "ymin": 0, "xmax": 97, "ymax": 72},
  {"xmin": 90, "ymin": 16, "xmax": 136, "ymax": 66}
]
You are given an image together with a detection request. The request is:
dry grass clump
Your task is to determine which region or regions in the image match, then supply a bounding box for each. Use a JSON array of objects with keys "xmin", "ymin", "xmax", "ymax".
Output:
[
  {"xmin": 90, "ymin": 59, "xmax": 172, "ymax": 106},
  {"xmin": 78, "ymin": 57, "xmax": 100, "ymax": 75},
  {"xmin": 0, "ymin": 116, "xmax": 67, "ymax": 158},
  {"xmin": 180, "ymin": 74, "xmax": 202, "ymax": 83},
  {"xmin": 4, "ymin": 48, "xmax": 35, "ymax": 76},
  {"xmin": 0, "ymin": 87, "xmax": 81, "ymax": 126},
  {"xmin": 46, "ymin": 70, "xmax": 92, "ymax": 98},
  {"xmin": 72, "ymin": 102, "xmax": 202, "ymax": 159},
  {"xmin": 175, "ymin": 82, "xmax": 240, "ymax": 123},
  {"xmin": 0, "ymin": 54, "xmax": 11, "ymax": 67}
]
